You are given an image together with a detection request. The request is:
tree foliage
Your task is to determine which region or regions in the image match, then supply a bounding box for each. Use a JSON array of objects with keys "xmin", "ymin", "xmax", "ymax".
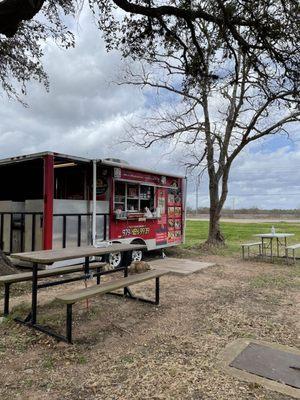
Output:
[
  {"xmin": 93, "ymin": 1, "xmax": 299, "ymax": 89},
  {"xmin": 0, "ymin": 0, "xmax": 299, "ymax": 100},
  {"xmin": 0, "ymin": 0, "xmax": 75, "ymax": 100}
]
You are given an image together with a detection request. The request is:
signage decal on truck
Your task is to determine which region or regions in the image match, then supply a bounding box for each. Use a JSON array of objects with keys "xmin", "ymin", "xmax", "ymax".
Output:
[
  {"xmin": 122, "ymin": 225, "xmax": 150, "ymax": 237},
  {"xmin": 155, "ymin": 226, "xmax": 168, "ymax": 245},
  {"xmin": 167, "ymin": 188, "xmax": 182, "ymax": 244}
]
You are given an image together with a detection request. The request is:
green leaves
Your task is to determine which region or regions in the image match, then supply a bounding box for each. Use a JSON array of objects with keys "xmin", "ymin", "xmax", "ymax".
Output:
[{"xmin": 0, "ymin": 1, "xmax": 75, "ymax": 101}]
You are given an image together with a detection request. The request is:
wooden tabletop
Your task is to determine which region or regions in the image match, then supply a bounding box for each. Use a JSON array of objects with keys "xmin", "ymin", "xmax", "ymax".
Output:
[
  {"xmin": 11, "ymin": 243, "xmax": 147, "ymax": 264},
  {"xmin": 253, "ymin": 233, "xmax": 295, "ymax": 238}
]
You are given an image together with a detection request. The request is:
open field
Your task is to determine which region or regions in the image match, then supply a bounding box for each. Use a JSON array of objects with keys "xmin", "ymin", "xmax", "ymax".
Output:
[
  {"xmin": 184, "ymin": 220, "xmax": 300, "ymax": 255},
  {"xmin": 187, "ymin": 217, "xmax": 300, "ymax": 224}
]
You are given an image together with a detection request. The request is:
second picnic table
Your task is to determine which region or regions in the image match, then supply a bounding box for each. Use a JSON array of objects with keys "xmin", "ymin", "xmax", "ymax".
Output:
[{"xmin": 253, "ymin": 232, "xmax": 294, "ymax": 261}]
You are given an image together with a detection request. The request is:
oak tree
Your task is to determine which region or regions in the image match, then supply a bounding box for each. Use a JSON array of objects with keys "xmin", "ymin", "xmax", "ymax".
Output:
[{"xmin": 0, "ymin": 0, "xmax": 299, "ymax": 244}]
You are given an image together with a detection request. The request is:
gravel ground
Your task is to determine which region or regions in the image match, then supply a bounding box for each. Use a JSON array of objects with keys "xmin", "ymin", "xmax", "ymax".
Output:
[{"xmin": 1, "ymin": 254, "xmax": 300, "ymax": 400}]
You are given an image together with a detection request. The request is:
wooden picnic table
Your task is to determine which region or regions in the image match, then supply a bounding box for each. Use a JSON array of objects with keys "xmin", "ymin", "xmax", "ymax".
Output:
[
  {"xmin": 253, "ymin": 233, "xmax": 294, "ymax": 261},
  {"xmin": 12, "ymin": 243, "xmax": 146, "ymax": 264},
  {"xmin": 10, "ymin": 243, "xmax": 146, "ymax": 340}
]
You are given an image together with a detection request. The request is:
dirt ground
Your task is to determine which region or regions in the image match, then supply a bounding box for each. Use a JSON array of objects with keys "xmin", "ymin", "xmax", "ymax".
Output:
[{"xmin": 1, "ymin": 253, "xmax": 300, "ymax": 400}]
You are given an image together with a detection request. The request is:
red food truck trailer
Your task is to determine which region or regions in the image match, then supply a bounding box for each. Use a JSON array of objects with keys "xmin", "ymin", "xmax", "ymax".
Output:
[{"xmin": 0, "ymin": 152, "xmax": 186, "ymax": 267}]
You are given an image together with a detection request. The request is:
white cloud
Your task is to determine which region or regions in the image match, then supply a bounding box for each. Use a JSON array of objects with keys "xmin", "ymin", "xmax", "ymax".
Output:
[{"xmin": 189, "ymin": 137, "xmax": 300, "ymax": 210}]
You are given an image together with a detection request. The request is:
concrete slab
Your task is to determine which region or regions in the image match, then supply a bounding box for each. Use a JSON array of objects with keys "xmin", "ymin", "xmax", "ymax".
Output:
[
  {"xmin": 150, "ymin": 257, "xmax": 215, "ymax": 275},
  {"xmin": 219, "ymin": 339, "xmax": 300, "ymax": 399},
  {"xmin": 230, "ymin": 342, "xmax": 300, "ymax": 388}
]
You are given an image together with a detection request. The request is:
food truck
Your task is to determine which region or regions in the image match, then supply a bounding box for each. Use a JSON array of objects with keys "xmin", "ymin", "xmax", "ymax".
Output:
[{"xmin": 0, "ymin": 152, "xmax": 186, "ymax": 267}]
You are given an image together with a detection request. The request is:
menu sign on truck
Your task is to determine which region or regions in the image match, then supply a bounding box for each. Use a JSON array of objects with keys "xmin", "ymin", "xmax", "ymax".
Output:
[
  {"xmin": 167, "ymin": 188, "xmax": 182, "ymax": 243},
  {"xmin": 116, "ymin": 167, "xmax": 179, "ymax": 188}
]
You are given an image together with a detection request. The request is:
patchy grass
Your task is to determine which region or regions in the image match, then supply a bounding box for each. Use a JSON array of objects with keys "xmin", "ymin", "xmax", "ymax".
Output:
[
  {"xmin": 184, "ymin": 220, "xmax": 300, "ymax": 256},
  {"xmin": 249, "ymin": 274, "xmax": 291, "ymax": 289},
  {"xmin": 1, "ymin": 257, "xmax": 300, "ymax": 400},
  {"xmin": 2, "ymin": 222, "xmax": 300, "ymax": 399},
  {"xmin": 42, "ymin": 355, "xmax": 55, "ymax": 370}
]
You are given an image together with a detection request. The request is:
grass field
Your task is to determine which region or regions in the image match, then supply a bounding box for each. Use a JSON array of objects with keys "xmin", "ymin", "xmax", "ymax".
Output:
[{"xmin": 184, "ymin": 220, "xmax": 300, "ymax": 255}]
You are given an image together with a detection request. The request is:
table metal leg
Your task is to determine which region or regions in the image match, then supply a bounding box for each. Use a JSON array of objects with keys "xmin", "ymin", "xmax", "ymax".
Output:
[
  {"xmin": 66, "ymin": 304, "xmax": 73, "ymax": 344},
  {"xmin": 155, "ymin": 278, "xmax": 160, "ymax": 305},
  {"xmin": 84, "ymin": 256, "xmax": 90, "ymax": 275},
  {"xmin": 277, "ymin": 238, "xmax": 280, "ymax": 258},
  {"xmin": 259, "ymin": 243, "xmax": 262, "ymax": 257},
  {"xmin": 270, "ymin": 238, "xmax": 273, "ymax": 262},
  {"xmin": 123, "ymin": 251, "xmax": 132, "ymax": 297},
  {"xmin": 96, "ymin": 267, "xmax": 101, "ymax": 285},
  {"xmin": 31, "ymin": 262, "xmax": 38, "ymax": 324},
  {"xmin": 4, "ymin": 283, "xmax": 10, "ymax": 316}
]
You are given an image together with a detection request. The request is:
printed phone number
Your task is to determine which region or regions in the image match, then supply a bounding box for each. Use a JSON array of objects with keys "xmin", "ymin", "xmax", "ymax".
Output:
[{"xmin": 122, "ymin": 227, "xmax": 150, "ymax": 236}]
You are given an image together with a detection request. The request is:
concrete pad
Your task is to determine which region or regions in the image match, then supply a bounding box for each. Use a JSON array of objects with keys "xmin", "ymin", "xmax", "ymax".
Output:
[
  {"xmin": 219, "ymin": 339, "xmax": 300, "ymax": 399},
  {"xmin": 150, "ymin": 257, "xmax": 215, "ymax": 275}
]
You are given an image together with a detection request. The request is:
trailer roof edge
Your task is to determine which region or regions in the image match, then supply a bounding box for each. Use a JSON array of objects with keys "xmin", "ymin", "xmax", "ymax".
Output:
[
  {"xmin": 98, "ymin": 159, "xmax": 185, "ymax": 179},
  {"xmin": 0, "ymin": 151, "xmax": 91, "ymax": 166},
  {"xmin": 0, "ymin": 151, "xmax": 185, "ymax": 178}
]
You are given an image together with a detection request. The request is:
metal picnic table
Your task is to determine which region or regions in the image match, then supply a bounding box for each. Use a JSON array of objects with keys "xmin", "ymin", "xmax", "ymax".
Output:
[
  {"xmin": 253, "ymin": 233, "xmax": 294, "ymax": 261},
  {"xmin": 10, "ymin": 243, "xmax": 146, "ymax": 341}
]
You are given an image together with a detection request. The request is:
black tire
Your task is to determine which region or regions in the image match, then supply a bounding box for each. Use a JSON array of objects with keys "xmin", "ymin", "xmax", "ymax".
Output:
[
  {"xmin": 108, "ymin": 251, "xmax": 123, "ymax": 269},
  {"xmin": 131, "ymin": 249, "xmax": 144, "ymax": 262}
]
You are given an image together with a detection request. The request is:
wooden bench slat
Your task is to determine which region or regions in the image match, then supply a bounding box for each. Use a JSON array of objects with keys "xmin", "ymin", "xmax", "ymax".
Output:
[
  {"xmin": 286, "ymin": 244, "xmax": 300, "ymax": 250},
  {"xmin": 56, "ymin": 269, "xmax": 168, "ymax": 304},
  {"xmin": 0, "ymin": 262, "xmax": 106, "ymax": 285},
  {"xmin": 241, "ymin": 242, "xmax": 261, "ymax": 247}
]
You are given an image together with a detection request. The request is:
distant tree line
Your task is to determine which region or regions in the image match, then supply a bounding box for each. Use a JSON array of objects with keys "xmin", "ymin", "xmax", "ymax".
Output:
[{"xmin": 187, "ymin": 207, "xmax": 300, "ymax": 217}]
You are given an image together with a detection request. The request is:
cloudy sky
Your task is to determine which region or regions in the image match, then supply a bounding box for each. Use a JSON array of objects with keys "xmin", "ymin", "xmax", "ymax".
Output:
[{"xmin": 0, "ymin": 7, "xmax": 299, "ymax": 210}]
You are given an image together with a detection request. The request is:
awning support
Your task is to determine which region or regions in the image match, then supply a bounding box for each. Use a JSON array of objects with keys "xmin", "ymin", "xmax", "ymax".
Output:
[{"xmin": 92, "ymin": 160, "xmax": 97, "ymax": 245}]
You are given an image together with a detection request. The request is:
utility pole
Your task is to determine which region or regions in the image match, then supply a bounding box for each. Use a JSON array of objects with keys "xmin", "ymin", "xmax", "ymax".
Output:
[{"xmin": 195, "ymin": 174, "xmax": 201, "ymax": 216}]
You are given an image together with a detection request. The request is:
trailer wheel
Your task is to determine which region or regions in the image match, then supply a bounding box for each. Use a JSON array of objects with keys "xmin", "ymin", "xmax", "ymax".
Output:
[
  {"xmin": 108, "ymin": 252, "xmax": 123, "ymax": 269},
  {"xmin": 131, "ymin": 249, "xmax": 143, "ymax": 262}
]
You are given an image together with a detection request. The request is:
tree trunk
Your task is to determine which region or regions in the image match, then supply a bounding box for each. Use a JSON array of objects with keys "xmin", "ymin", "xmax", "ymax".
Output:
[
  {"xmin": 207, "ymin": 205, "xmax": 224, "ymax": 245},
  {"xmin": 0, "ymin": 250, "xmax": 18, "ymax": 276},
  {"xmin": 205, "ymin": 174, "xmax": 225, "ymax": 246}
]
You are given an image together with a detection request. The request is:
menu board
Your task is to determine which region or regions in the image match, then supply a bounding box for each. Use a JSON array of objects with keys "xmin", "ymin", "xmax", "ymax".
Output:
[
  {"xmin": 157, "ymin": 189, "xmax": 166, "ymax": 216},
  {"xmin": 155, "ymin": 188, "xmax": 168, "ymax": 245},
  {"xmin": 167, "ymin": 189, "xmax": 182, "ymax": 243}
]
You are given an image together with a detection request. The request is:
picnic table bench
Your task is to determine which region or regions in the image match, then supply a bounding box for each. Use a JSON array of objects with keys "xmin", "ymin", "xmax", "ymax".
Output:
[
  {"xmin": 7, "ymin": 243, "xmax": 169, "ymax": 343},
  {"xmin": 56, "ymin": 269, "xmax": 168, "ymax": 343},
  {"xmin": 0, "ymin": 262, "xmax": 106, "ymax": 316},
  {"xmin": 241, "ymin": 242, "xmax": 262, "ymax": 259},
  {"xmin": 285, "ymin": 243, "xmax": 300, "ymax": 264}
]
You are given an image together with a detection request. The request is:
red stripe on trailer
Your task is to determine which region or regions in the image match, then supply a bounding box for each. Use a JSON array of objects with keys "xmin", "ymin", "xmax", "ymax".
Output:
[{"xmin": 43, "ymin": 154, "xmax": 54, "ymax": 250}]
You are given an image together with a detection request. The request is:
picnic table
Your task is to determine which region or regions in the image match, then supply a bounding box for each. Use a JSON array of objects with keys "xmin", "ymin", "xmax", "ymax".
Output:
[
  {"xmin": 10, "ymin": 243, "xmax": 147, "ymax": 341},
  {"xmin": 253, "ymin": 233, "xmax": 294, "ymax": 261}
]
